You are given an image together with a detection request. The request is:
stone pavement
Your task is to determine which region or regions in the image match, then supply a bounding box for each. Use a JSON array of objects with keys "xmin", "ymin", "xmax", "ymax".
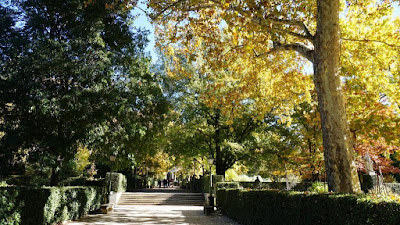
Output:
[{"xmin": 67, "ymin": 205, "xmax": 240, "ymax": 225}]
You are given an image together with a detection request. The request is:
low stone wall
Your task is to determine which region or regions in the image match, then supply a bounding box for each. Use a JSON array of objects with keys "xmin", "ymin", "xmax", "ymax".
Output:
[{"xmin": 384, "ymin": 183, "xmax": 400, "ymax": 194}]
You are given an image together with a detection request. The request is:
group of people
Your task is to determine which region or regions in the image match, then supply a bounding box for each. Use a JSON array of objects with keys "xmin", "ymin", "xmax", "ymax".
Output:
[
  {"xmin": 157, "ymin": 172, "xmax": 172, "ymax": 188},
  {"xmin": 157, "ymin": 179, "xmax": 170, "ymax": 188}
]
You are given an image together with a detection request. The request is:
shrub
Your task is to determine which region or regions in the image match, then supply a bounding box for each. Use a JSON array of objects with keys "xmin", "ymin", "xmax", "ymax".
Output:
[
  {"xmin": 237, "ymin": 181, "xmax": 313, "ymax": 191},
  {"xmin": 307, "ymin": 182, "xmax": 328, "ymax": 193},
  {"xmin": 201, "ymin": 175, "xmax": 225, "ymax": 193},
  {"xmin": 105, "ymin": 172, "xmax": 127, "ymax": 192},
  {"xmin": 0, "ymin": 181, "xmax": 8, "ymax": 187},
  {"xmin": 0, "ymin": 188, "xmax": 23, "ymax": 225},
  {"xmin": 217, "ymin": 182, "xmax": 240, "ymax": 190},
  {"xmin": 361, "ymin": 174, "xmax": 374, "ymax": 193},
  {"xmin": 217, "ymin": 189, "xmax": 400, "ymax": 225},
  {"xmin": 59, "ymin": 176, "xmax": 86, "ymax": 186},
  {"xmin": 0, "ymin": 186, "xmax": 103, "ymax": 225}
]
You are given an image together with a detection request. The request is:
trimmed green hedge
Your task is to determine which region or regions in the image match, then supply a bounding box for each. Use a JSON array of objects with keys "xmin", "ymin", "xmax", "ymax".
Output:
[
  {"xmin": 217, "ymin": 182, "xmax": 240, "ymax": 190},
  {"xmin": 0, "ymin": 186, "xmax": 103, "ymax": 225},
  {"xmin": 217, "ymin": 189, "xmax": 400, "ymax": 225},
  {"xmin": 105, "ymin": 172, "xmax": 127, "ymax": 192},
  {"xmin": 201, "ymin": 175, "xmax": 224, "ymax": 193},
  {"xmin": 238, "ymin": 181, "xmax": 313, "ymax": 191}
]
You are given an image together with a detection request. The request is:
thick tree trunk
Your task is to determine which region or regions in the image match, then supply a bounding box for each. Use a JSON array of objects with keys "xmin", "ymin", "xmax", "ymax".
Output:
[{"xmin": 313, "ymin": 0, "xmax": 360, "ymax": 193}]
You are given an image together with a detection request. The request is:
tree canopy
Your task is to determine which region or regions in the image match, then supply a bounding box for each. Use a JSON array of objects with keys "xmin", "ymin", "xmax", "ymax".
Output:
[
  {"xmin": 0, "ymin": 0, "xmax": 168, "ymax": 183},
  {"xmin": 146, "ymin": 0, "xmax": 400, "ymax": 192}
]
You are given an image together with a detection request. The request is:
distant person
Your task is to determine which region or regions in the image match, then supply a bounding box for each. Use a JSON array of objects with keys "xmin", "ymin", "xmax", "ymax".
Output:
[
  {"xmin": 163, "ymin": 179, "xmax": 167, "ymax": 188},
  {"xmin": 158, "ymin": 179, "xmax": 162, "ymax": 188},
  {"xmin": 254, "ymin": 176, "xmax": 261, "ymax": 189},
  {"xmin": 167, "ymin": 172, "xmax": 171, "ymax": 187}
]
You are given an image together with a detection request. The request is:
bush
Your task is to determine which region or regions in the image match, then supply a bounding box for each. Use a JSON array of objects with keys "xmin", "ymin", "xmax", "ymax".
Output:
[
  {"xmin": 201, "ymin": 175, "xmax": 225, "ymax": 193},
  {"xmin": 0, "ymin": 186, "xmax": 103, "ymax": 225},
  {"xmin": 217, "ymin": 182, "xmax": 240, "ymax": 190},
  {"xmin": 217, "ymin": 189, "xmax": 400, "ymax": 225},
  {"xmin": 307, "ymin": 182, "xmax": 328, "ymax": 193},
  {"xmin": 238, "ymin": 181, "xmax": 313, "ymax": 191},
  {"xmin": 0, "ymin": 188, "xmax": 23, "ymax": 225},
  {"xmin": 361, "ymin": 174, "xmax": 374, "ymax": 193},
  {"xmin": 105, "ymin": 172, "xmax": 127, "ymax": 192},
  {"xmin": 59, "ymin": 176, "xmax": 86, "ymax": 186},
  {"xmin": 0, "ymin": 181, "xmax": 8, "ymax": 187}
]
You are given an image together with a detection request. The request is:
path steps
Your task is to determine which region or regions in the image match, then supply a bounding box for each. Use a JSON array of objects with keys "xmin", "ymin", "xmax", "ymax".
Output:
[{"xmin": 118, "ymin": 190, "xmax": 205, "ymax": 206}]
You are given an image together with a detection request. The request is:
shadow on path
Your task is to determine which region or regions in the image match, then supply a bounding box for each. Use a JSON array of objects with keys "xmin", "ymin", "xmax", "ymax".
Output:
[{"xmin": 68, "ymin": 205, "xmax": 240, "ymax": 225}]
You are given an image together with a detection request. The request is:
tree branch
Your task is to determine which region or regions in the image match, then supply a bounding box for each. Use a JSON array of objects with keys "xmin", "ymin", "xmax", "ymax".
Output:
[
  {"xmin": 226, "ymin": 5, "xmax": 314, "ymax": 41},
  {"xmin": 150, "ymin": 0, "xmax": 187, "ymax": 20},
  {"xmin": 264, "ymin": 17, "xmax": 313, "ymax": 39},
  {"xmin": 341, "ymin": 38, "xmax": 400, "ymax": 49},
  {"xmin": 254, "ymin": 42, "xmax": 314, "ymax": 63}
]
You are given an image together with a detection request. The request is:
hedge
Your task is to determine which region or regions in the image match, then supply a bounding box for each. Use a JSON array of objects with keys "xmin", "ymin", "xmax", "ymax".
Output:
[
  {"xmin": 238, "ymin": 181, "xmax": 313, "ymax": 191},
  {"xmin": 217, "ymin": 189, "xmax": 400, "ymax": 225},
  {"xmin": 105, "ymin": 172, "xmax": 127, "ymax": 193},
  {"xmin": 217, "ymin": 182, "xmax": 240, "ymax": 190},
  {"xmin": 0, "ymin": 186, "xmax": 103, "ymax": 225},
  {"xmin": 201, "ymin": 175, "xmax": 224, "ymax": 193}
]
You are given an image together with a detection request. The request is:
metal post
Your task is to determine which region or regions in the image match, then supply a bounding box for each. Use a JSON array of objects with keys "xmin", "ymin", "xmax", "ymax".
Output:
[
  {"xmin": 207, "ymin": 156, "xmax": 215, "ymax": 209},
  {"xmin": 108, "ymin": 154, "xmax": 116, "ymax": 203},
  {"xmin": 108, "ymin": 164, "xmax": 112, "ymax": 202},
  {"xmin": 209, "ymin": 165, "xmax": 214, "ymax": 207}
]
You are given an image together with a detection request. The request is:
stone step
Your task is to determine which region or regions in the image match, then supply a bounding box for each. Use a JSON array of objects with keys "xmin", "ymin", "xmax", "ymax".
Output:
[{"xmin": 118, "ymin": 192, "xmax": 205, "ymax": 206}]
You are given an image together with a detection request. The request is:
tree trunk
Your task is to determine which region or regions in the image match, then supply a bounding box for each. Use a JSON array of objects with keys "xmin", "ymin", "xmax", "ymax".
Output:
[
  {"xmin": 50, "ymin": 166, "xmax": 60, "ymax": 186},
  {"xmin": 313, "ymin": 0, "xmax": 360, "ymax": 193},
  {"xmin": 215, "ymin": 126, "xmax": 225, "ymax": 175},
  {"xmin": 211, "ymin": 110, "xmax": 225, "ymax": 176}
]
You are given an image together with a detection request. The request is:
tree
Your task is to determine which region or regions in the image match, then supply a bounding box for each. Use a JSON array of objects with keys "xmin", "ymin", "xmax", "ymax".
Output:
[
  {"xmin": 146, "ymin": 0, "xmax": 400, "ymax": 192},
  {"xmin": 0, "ymin": 0, "xmax": 167, "ymax": 184},
  {"xmin": 158, "ymin": 56, "xmax": 272, "ymax": 175}
]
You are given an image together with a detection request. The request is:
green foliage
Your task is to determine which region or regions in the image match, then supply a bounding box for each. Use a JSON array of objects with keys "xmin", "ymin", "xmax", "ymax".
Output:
[
  {"xmin": 201, "ymin": 175, "xmax": 225, "ymax": 194},
  {"xmin": 0, "ymin": 181, "xmax": 8, "ymax": 187},
  {"xmin": 361, "ymin": 174, "xmax": 374, "ymax": 193},
  {"xmin": 0, "ymin": 188, "xmax": 23, "ymax": 225},
  {"xmin": 58, "ymin": 177, "xmax": 86, "ymax": 187},
  {"xmin": 105, "ymin": 172, "xmax": 127, "ymax": 192},
  {"xmin": 307, "ymin": 182, "xmax": 328, "ymax": 194},
  {"xmin": 217, "ymin": 182, "xmax": 240, "ymax": 190},
  {"xmin": 0, "ymin": 186, "xmax": 102, "ymax": 225},
  {"xmin": 217, "ymin": 189, "xmax": 400, "ymax": 225},
  {"xmin": 0, "ymin": 0, "xmax": 168, "ymax": 180},
  {"xmin": 75, "ymin": 145, "xmax": 91, "ymax": 174}
]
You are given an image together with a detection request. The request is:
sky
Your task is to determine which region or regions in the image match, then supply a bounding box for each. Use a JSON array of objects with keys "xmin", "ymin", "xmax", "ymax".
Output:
[
  {"xmin": 132, "ymin": 3, "xmax": 400, "ymax": 63},
  {"xmin": 132, "ymin": 2, "xmax": 157, "ymax": 61}
]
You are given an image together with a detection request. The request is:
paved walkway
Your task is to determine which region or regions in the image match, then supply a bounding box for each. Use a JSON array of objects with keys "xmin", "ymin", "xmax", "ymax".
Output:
[
  {"xmin": 68, "ymin": 205, "xmax": 240, "ymax": 225},
  {"xmin": 68, "ymin": 187, "xmax": 239, "ymax": 225}
]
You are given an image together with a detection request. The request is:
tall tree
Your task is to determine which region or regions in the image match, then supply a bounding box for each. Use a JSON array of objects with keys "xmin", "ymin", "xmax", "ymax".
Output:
[
  {"xmin": 145, "ymin": 0, "xmax": 400, "ymax": 192},
  {"xmin": 0, "ymin": 0, "xmax": 167, "ymax": 184}
]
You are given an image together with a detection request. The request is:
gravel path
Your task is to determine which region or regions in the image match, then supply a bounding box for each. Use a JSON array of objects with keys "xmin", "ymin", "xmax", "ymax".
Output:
[{"xmin": 68, "ymin": 205, "xmax": 240, "ymax": 225}]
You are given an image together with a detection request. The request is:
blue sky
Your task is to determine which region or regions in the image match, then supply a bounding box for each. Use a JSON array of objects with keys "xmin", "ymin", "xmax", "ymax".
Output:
[{"xmin": 132, "ymin": 2, "xmax": 157, "ymax": 61}]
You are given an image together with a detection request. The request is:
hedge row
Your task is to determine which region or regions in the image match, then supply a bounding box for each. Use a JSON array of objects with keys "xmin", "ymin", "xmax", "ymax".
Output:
[
  {"xmin": 199, "ymin": 175, "xmax": 224, "ymax": 193},
  {"xmin": 217, "ymin": 189, "xmax": 400, "ymax": 225},
  {"xmin": 238, "ymin": 181, "xmax": 314, "ymax": 191},
  {"xmin": 0, "ymin": 186, "xmax": 103, "ymax": 225},
  {"xmin": 217, "ymin": 182, "xmax": 240, "ymax": 190},
  {"xmin": 105, "ymin": 172, "xmax": 127, "ymax": 193}
]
